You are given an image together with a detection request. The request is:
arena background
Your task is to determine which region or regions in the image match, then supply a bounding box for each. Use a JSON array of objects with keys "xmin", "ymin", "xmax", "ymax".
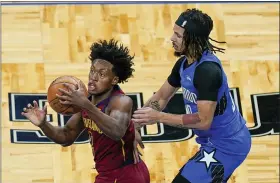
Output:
[{"xmin": 1, "ymin": 2, "xmax": 279, "ymax": 183}]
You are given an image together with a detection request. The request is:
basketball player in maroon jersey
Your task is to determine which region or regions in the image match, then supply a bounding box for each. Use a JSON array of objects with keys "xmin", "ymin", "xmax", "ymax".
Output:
[{"xmin": 21, "ymin": 39, "xmax": 150, "ymax": 183}]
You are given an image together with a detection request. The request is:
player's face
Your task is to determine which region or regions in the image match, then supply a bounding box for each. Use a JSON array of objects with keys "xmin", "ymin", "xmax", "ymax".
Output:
[
  {"xmin": 170, "ymin": 24, "xmax": 185, "ymax": 56},
  {"xmin": 88, "ymin": 59, "xmax": 118, "ymax": 95}
]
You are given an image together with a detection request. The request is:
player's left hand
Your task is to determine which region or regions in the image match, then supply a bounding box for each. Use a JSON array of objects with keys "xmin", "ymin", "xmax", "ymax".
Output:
[
  {"xmin": 132, "ymin": 107, "xmax": 161, "ymax": 126},
  {"xmin": 56, "ymin": 80, "xmax": 87, "ymax": 108}
]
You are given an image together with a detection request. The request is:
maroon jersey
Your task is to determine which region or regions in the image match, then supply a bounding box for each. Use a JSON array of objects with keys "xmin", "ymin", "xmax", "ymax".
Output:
[{"xmin": 81, "ymin": 85, "xmax": 135, "ymax": 173}]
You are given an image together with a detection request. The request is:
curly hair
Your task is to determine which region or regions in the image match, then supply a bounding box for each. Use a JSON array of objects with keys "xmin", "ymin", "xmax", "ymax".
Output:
[
  {"xmin": 89, "ymin": 39, "xmax": 135, "ymax": 84},
  {"xmin": 181, "ymin": 8, "xmax": 226, "ymax": 60}
]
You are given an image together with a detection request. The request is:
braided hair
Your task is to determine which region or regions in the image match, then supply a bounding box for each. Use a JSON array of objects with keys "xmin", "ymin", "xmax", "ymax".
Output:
[{"xmin": 177, "ymin": 8, "xmax": 226, "ymax": 60}]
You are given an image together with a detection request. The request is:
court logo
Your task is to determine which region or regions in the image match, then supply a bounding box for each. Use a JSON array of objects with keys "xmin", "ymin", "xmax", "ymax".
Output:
[{"xmin": 8, "ymin": 89, "xmax": 280, "ymax": 144}]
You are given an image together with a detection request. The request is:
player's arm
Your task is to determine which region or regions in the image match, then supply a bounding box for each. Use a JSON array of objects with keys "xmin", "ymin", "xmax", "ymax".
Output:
[
  {"xmin": 133, "ymin": 59, "xmax": 182, "ymax": 130},
  {"xmin": 133, "ymin": 71, "xmax": 179, "ymax": 131},
  {"xmin": 143, "ymin": 59, "xmax": 182, "ymax": 111},
  {"xmin": 144, "ymin": 81, "xmax": 179, "ymax": 110},
  {"xmin": 82, "ymin": 95, "xmax": 133, "ymax": 141},
  {"xmin": 39, "ymin": 113, "xmax": 85, "ymax": 146},
  {"xmin": 158, "ymin": 62, "xmax": 222, "ymax": 130}
]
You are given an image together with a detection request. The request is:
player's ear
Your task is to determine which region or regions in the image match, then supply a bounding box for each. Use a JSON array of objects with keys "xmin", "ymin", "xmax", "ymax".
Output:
[{"xmin": 112, "ymin": 76, "xmax": 119, "ymax": 85}]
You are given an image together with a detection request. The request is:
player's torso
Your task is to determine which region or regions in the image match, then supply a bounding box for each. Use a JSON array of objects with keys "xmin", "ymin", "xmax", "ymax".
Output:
[
  {"xmin": 81, "ymin": 86, "xmax": 135, "ymax": 173},
  {"xmin": 179, "ymin": 52, "xmax": 246, "ymax": 139}
]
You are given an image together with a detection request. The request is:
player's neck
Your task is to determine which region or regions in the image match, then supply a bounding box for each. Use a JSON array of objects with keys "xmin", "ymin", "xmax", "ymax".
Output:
[
  {"xmin": 91, "ymin": 87, "xmax": 114, "ymax": 105},
  {"xmin": 186, "ymin": 56, "xmax": 196, "ymax": 65}
]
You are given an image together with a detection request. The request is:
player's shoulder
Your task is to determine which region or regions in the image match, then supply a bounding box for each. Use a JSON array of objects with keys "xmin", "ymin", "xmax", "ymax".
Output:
[
  {"xmin": 109, "ymin": 95, "xmax": 133, "ymax": 108},
  {"xmin": 111, "ymin": 94, "xmax": 132, "ymax": 103},
  {"xmin": 196, "ymin": 61, "xmax": 222, "ymax": 72},
  {"xmin": 198, "ymin": 60, "xmax": 220, "ymax": 66},
  {"xmin": 194, "ymin": 61, "xmax": 223, "ymax": 85}
]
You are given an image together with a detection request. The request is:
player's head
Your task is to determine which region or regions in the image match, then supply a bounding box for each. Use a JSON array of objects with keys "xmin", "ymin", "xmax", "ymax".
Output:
[
  {"xmin": 88, "ymin": 39, "xmax": 135, "ymax": 95},
  {"xmin": 170, "ymin": 8, "xmax": 226, "ymax": 59}
]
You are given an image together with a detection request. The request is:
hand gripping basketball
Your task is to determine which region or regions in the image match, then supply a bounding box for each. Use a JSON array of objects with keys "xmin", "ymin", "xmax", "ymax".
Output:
[
  {"xmin": 56, "ymin": 80, "xmax": 88, "ymax": 109},
  {"xmin": 47, "ymin": 76, "xmax": 88, "ymax": 115},
  {"xmin": 21, "ymin": 100, "xmax": 47, "ymax": 127}
]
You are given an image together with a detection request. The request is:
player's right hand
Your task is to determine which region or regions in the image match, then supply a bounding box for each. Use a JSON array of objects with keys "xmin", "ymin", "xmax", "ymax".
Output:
[{"xmin": 21, "ymin": 100, "xmax": 47, "ymax": 127}]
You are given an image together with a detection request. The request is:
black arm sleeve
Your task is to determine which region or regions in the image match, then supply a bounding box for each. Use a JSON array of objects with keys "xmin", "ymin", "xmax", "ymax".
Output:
[
  {"xmin": 193, "ymin": 62, "xmax": 223, "ymax": 101},
  {"xmin": 167, "ymin": 57, "xmax": 184, "ymax": 88}
]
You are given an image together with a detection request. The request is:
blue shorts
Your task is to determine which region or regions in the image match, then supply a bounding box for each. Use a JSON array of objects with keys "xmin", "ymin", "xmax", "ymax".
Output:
[
  {"xmin": 172, "ymin": 144, "xmax": 250, "ymax": 183},
  {"xmin": 172, "ymin": 125, "xmax": 251, "ymax": 183},
  {"xmin": 173, "ymin": 146, "xmax": 248, "ymax": 183}
]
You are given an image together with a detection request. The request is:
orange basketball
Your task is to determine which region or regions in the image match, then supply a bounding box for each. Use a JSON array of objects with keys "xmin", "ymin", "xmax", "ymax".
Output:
[{"xmin": 47, "ymin": 76, "xmax": 88, "ymax": 116}]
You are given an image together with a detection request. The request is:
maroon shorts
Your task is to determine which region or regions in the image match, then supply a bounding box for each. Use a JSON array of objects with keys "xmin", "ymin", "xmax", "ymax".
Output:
[{"xmin": 94, "ymin": 161, "xmax": 150, "ymax": 183}]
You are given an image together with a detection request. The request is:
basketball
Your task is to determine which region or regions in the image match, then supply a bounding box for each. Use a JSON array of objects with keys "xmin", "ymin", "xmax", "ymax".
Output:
[{"xmin": 47, "ymin": 76, "xmax": 88, "ymax": 116}]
